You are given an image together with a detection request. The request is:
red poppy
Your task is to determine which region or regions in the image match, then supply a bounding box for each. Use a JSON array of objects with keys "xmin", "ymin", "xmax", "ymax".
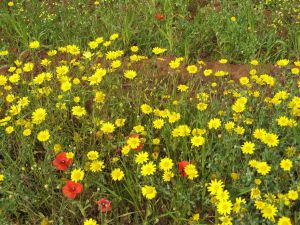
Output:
[
  {"xmin": 178, "ymin": 161, "xmax": 189, "ymax": 177},
  {"xmin": 126, "ymin": 134, "xmax": 144, "ymax": 151},
  {"xmin": 62, "ymin": 180, "xmax": 83, "ymax": 199},
  {"xmin": 155, "ymin": 12, "xmax": 165, "ymax": 21},
  {"xmin": 52, "ymin": 152, "xmax": 73, "ymax": 171},
  {"xmin": 97, "ymin": 198, "xmax": 112, "ymax": 213}
]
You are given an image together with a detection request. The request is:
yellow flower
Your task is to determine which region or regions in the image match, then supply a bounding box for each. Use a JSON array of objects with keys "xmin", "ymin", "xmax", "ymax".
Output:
[
  {"xmin": 111, "ymin": 168, "xmax": 124, "ymax": 181},
  {"xmin": 253, "ymin": 128, "xmax": 267, "ymax": 140},
  {"xmin": 0, "ymin": 75, "xmax": 7, "ymax": 86},
  {"xmin": 241, "ymin": 141, "xmax": 255, "ymax": 155},
  {"xmin": 277, "ymin": 116, "xmax": 290, "ymax": 127},
  {"xmin": 100, "ymin": 122, "xmax": 115, "ymax": 134},
  {"xmin": 152, "ymin": 47, "xmax": 167, "ymax": 55},
  {"xmin": 23, "ymin": 63, "xmax": 34, "ymax": 72},
  {"xmin": 219, "ymin": 59, "xmax": 228, "ymax": 64},
  {"xmin": 41, "ymin": 58, "xmax": 51, "ymax": 66},
  {"xmin": 208, "ymin": 179, "xmax": 224, "ymax": 195},
  {"xmin": 153, "ymin": 119, "xmax": 164, "ymax": 129},
  {"xmin": 53, "ymin": 144, "xmax": 62, "ymax": 153},
  {"xmin": 251, "ymin": 188, "xmax": 261, "ymax": 199},
  {"xmin": 141, "ymin": 161, "xmax": 156, "ymax": 176},
  {"xmin": 211, "ymin": 82, "xmax": 217, "ymax": 87},
  {"xmin": 291, "ymin": 67, "xmax": 299, "ymax": 75},
  {"xmin": 89, "ymin": 68, "xmax": 106, "ymax": 85},
  {"xmin": 0, "ymin": 173, "xmax": 5, "ymax": 182},
  {"xmin": 5, "ymin": 126, "xmax": 14, "ymax": 134},
  {"xmin": 37, "ymin": 130, "xmax": 50, "ymax": 142},
  {"xmin": 191, "ymin": 136, "xmax": 205, "ymax": 147},
  {"xmin": 231, "ymin": 172, "xmax": 240, "ymax": 180},
  {"xmin": 190, "ymin": 213, "xmax": 200, "ymax": 222},
  {"xmin": 84, "ymin": 218, "xmax": 99, "ymax": 225},
  {"xmin": 169, "ymin": 60, "xmax": 180, "ymax": 69},
  {"xmin": 256, "ymin": 162, "xmax": 271, "ymax": 175},
  {"xmin": 115, "ymin": 118, "xmax": 126, "ymax": 127},
  {"xmin": 184, "ymin": 164, "xmax": 199, "ymax": 180},
  {"xmin": 110, "ymin": 33, "xmax": 119, "ymax": 41},
  {"xmin": 32, "ymin": 108, "xmax": 47, "ymax": 124},
  {"xmin": 203, "ymin": 69, "xmax": 213, "ymax": 76},
  {"xmin": 276, "ymin": 59, "xmax": 289, "ymax": 67},
  {"xmin": 90, "ymin": 160, "xmax": 105, "ymax": 172},
  {"xmin": 239, "ymin": 77, "xmax": 249, "ymax": 85},
  {"xmin": 162, "ymin": 171, "xmax": 174, "ymax": 182},
  {"xmin": 172, "ymin": 125, "xmax": 191, "ymax": 137},
  {"xmin": 135, "ymin": 152, "xmax": 149, "ymax": 165},
  {"xmin": 250, "ymin": 60, "xmax": 259, "ymax": 65},
  {"xmin": 47, "ymin": 50, "xmax": 57, "ymax": 56},
  {"xmin": 121, "ymin": 145, "xmax": 131, "ymax": 155},
  {"xmin": 187, "ymin": 65, "xmax": 198, "ymax": 74},
  {"xmin": 66, "ymin": 152, "xmax": 74, "ymax": 159},
  {"xmin": 177, "ymin": 84, "xmax": 189, "ymax": 92},
  {"xmin": 278, "ymin": 217, "xmax": 292, "ymax": 225},
  {"xmin": 192, "ymin": 128, "xmax": 206, "ymax": 136},
  {"xmin": 106, "ymin": 50, "xmax": 124, "ymax": 60},
  {"xmin": 110, "ymin": 60, "xmax": 121, "ymax": 69},
  {"xmin": 152, "ymin": 138, "xmax": 160, "ymax": 145},
  {"xmin": 133, "ymin": 125, "xmax": 145, "ymax": 133},
  {"xmin": 140, "ymin": 104, "xmax": 152, "ymax": 114},
  {"xmin": 130, "ymin": 46, "xmax": 139, "ymax": 52},
  {"xmin": 261, "ymin": 203, "xmax": 277, "ymax": 221},
  {"xmin": 208, "ymin": 118, "xmax": 221, "ymax": 129},
  {"xmin": 127, "ymin": 136, "xmax": 141, "ymax": 149},
  {"xmin": 141, "ymin": 185, "xmax": 157, "ymax": 199},
  {"xmin": 230, "ymin": 16, "xmax": 237, "ymax": 22},
  {"xmin": 72, "ymin": 106, "xmax": 86, "ymax": 117},
  {"xmin": 168, "ymin": 112, "xmax": 181, "ymax": 123},
  {"xmin": 61, "ymin": 81, "xmax": 72, "ymax": 92},
  {"xmin": 29, "ymin": 41, "xmax": 40, "ymax": 49},
  {"xmin": 225, "ymin": 121, "xmax": 235, "ymax": 131},
  {"xmin": 88, "ymin": 41, "xmax": 99, "ymax": 49},
  {"xmin": 94, "ymin": 91, "xmax": 106, "ymax": 104},
  {"xmin": 103, "ymin": 41, "xmax": 111, "ymax": 47},
  {"xmin": 0, "ymin": 50, "xmax": 9, "ymax": 56},
  {"xmin": 261, "ymin": 133, "xmax": 279, "ymax": 147},
  {"xmin": 87, "ymin": 151, "xmax": 99, "ymax": 160},
  {"xmin": 280, "ymin": 159, "xmax": 293, "ymax": 171},
  {"xmin": 216, "ymin": 189, "xmax": 230, "ymax": 201},
  {"xmin": 23, "ymin": 129, "xmax": 31, "ymax": 136},
  {"xmin": 73, "ymin": 96, "xmax": 80, "ymax": 103},
  {"xmin": 73, "ymin": 78, "xmax": 80, "ymax": 85},
  {"xmin": 287, "ymin": 190, "xmax": 298, "ymax": 200},
  {"xmin": 71, "ymin": 168, "xmax": 85, "ymax": 182},
  {"xmin": 55, "ymin": 66, "xmax": 69, "ymax": 77},
  {"xmin": 124, "ymin": 70, "xmax": 137, "ymax": 79},
  {"xmin": 159, "ymin": 157, "xmax": 173, "ymax": 171},
  {"xmin": 217, "ymin": 200, "xmax": 232, "ymax": 215}
]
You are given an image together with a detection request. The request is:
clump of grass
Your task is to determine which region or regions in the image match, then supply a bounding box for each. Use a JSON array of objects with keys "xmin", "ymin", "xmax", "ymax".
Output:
[{"xmin": 1, "ymin": 0, "xmax": 299, "ymax": 62}]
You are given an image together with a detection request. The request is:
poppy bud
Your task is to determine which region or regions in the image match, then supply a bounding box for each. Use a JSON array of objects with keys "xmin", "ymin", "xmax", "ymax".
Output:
[
  {"xmin": 155, "ymin": 13, "xmax": 165, "ymax": 21},
  {"xmin": 97, "ymin": 198, "xmax": 112, "ymax": 213}
]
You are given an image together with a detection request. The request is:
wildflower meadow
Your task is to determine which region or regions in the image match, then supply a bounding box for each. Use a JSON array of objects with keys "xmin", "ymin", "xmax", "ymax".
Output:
[{"xmin": 0, "ymin": 0, "xmax": 300, "ymax": 225}]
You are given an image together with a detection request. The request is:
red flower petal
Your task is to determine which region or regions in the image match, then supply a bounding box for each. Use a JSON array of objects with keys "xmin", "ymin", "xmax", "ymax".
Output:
[
  {"xmin": 52, "ymin": 152, "xmax": 73, "ymax": 171},
  {"xmin": 97, "ymin": 198, "xmax": 112, "ymax": 213},
  {"xmin": 178, "ymin": 161, "xmax": 189, "ymax": 177},
  {"xmin": 62, "ymin": 181, "xmax": 83, "ymax": 199}
]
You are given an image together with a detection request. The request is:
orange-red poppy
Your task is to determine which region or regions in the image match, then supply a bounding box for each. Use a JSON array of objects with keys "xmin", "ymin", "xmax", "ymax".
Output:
[
  {"xmin": 62, "ymin": 181, "xmax": 83, "ymax": 199},
  {"xmin": 52, "ymin": 152, "xmax": 73, "ymax": 171}
]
